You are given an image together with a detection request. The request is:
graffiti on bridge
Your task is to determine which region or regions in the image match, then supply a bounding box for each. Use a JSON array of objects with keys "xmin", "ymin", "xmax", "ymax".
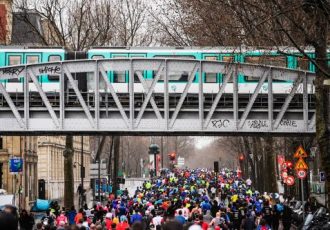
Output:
[
  {"xmin": 211, "ymin": 119, "xmax": 230, "ymax": 128},
  {"xmin": 38, "ymin": 66, "xmax": 61, "ymax": 75}
]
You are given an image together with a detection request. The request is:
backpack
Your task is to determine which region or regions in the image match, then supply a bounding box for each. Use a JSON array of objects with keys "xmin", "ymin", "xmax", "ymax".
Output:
[
  {"xmin": 276, "ymin": 203, "xmax": 284, "ymax": 213},
  {"xmin": 261, "ymin": 225, "xmax": 270, "ymax": 230}
]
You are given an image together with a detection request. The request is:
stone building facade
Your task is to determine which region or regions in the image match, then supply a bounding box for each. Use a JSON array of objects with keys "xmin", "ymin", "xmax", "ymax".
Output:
[
  {"xmin": 0, "ymin": 0, "xmax": 12, "ymax": 45},
  {"xmin": 37, "ymin": 136, "xmax": 91, "ymax": 205},
  {"xmin": 0, "ymin": 136, "xmax": 38, "ymax": 209}
]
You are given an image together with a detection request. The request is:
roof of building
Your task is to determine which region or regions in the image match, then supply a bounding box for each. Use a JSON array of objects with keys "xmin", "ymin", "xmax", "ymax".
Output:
[{"xmin": 11, "ymin": 11, "xmax": 45, "ymax": 45}]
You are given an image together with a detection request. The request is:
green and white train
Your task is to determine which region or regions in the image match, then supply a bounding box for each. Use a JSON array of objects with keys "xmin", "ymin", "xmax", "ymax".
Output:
[{"xmin": 0, "ymin": 47, "xmax": 317, "ymax": 94}]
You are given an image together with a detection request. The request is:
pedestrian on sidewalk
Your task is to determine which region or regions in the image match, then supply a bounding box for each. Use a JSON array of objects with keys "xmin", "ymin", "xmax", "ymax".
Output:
[{"xmin": 19, "ymin": 209, "xmax": 34, "ymax": 230}]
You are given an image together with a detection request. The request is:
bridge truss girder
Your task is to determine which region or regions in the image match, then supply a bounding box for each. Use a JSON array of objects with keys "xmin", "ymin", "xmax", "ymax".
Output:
[{"xmin": 0, "ymin": 58, "xmax": 316, "ymax": 135}]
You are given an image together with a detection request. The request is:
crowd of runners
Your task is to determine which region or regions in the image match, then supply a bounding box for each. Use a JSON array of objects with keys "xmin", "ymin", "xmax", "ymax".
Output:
[{"xmin": 4, "ymin": 168, "xmax": 297, "ymax": 230}]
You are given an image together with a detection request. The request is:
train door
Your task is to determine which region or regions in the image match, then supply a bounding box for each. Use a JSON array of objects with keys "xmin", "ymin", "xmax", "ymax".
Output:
[
  {"xmin": 129, "ymin": 53, "xmax": 147, "ymax": 82},
  {"xmin": 24, "ymin": 53, "xmax": 41, "ymax": 92},
  {"xmin": 202, "ymin": 54, "xmax": 220, "ymax": 94},
  {"xmin": 111, "ymin": 54, "xmax": 129, "ymax": 93},
  {"xmin": 88, "ymin": 55, "xmax": 105, "ymax": 92},
  {"xmin": 129, "ymin": 54, "xmax": 147, "ymax": 94},
  {"xmin": 66, "ymin": 51, "xmax": 88, "ymax": 92}
]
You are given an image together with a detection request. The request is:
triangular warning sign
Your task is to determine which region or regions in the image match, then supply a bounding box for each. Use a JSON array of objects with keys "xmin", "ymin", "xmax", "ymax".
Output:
[
  {"xmin": 295, "ymin": 158, "xmax": 308, "ymax": 170},
  {"xmin": 294, "ymin": 145, "xmax": 308, "ymax": 158}
]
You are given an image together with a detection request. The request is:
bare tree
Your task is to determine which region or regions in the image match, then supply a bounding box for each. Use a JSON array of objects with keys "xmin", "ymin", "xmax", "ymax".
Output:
[
  {"xmin": 113, "ymin": 0, "xmax": 155, "ymax": 46},
  {"xmin": 14, "ymin": 0, "xmax": 155, "ymax": 49}
]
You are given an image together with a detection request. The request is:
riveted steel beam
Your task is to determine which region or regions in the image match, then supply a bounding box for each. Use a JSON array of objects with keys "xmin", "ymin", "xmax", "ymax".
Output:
[
  {"xmin": 63, "ymin": 65, "xmax": 95, "ymax": 128},
  {"xmin": 169, "ymin": 63, "xmax": 199, "ymax": 128},
  {"xmin": 135, "ymin": 63, "xmax": 164, "ymax": 127},
  {"xmin": 0, "ymin": 82, "xmax": 25, "ymax": 128},
  {"xmin": 28, "ymin": 68, "xmax": 60, "ymax": 128},
  {"xmin": 204, "ymin": 68, "xmax": 233, "ymax": 129},
  {"xmin": 239, "ymin": 68, "xmax": 270, "ymax": 129},
  {"xmin": 99, "ymin": 64, "xmax": 130, "ymax": 128},
  {"xmin": 274, "ymin": 74, "xmax": 304, "ymax": 129}
]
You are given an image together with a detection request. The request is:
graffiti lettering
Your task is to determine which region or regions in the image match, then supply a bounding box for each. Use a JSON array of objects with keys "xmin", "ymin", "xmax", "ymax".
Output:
[
  {"xmin": 1, "ymin": 67, "xmax": 24, "ymax": 76},
  {"xmin": 212, "ymin": 119, "xmax": 230, "ymax": 128},
  {"xmin": 280, "ymin": 119, "xmax": 297, "ymax": 127},
  {"xmin": 38, "ymin": 66, "xmax": 61, "ymax": 75},
  {"xmin": 248, "ymin": 120, "xmax": 268, "ymax": 129}
]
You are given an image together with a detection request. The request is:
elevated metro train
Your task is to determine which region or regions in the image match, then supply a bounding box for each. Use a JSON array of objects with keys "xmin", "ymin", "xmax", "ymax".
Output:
[{"xmin": 0, "ymin": 47, "xmax": 317, "ymax": 95}]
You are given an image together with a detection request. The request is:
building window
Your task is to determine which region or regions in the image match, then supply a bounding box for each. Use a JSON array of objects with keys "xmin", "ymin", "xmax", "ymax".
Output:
[{"xmin": 0, "ymin": 137, "xmax": 3, "ymax": 149}]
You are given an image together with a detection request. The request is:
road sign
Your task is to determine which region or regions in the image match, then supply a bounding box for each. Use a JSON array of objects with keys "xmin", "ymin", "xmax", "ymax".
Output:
[
  {"xmin": 297, "ymin": 170, "xmax": 307, "ymax": 179},
  {"xmin": 9, "ymin": 157, "xmax": 23, "ymax": 173},
  {"xmin": 294, "ymin": 158, "xmax": 308, "ymax": 171},
  {"xmin": 285, "ymin": 176, "xmax": 295, "ymax": 186},
  {"xmin": 178, "ymin": 157, "xmax": 185, "ymax": 166},
  {"xmin": 281, "ymin": 171, "xmax": 288, "ymax": 179},
  {"xmin": 90, "ymin": 163, "xmax": 107, "ymax": 178},
  {"xmin": 90, "ymin": 163, "xmax": 107, "ymax": 170},
  {"xmin": 294, "ymin": 145, "xmax": 308, "ymax": 158}
]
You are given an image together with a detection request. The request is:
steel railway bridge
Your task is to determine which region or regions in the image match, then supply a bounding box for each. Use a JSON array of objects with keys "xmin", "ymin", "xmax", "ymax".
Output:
[{"xmin": 0, "ymin": 58, "xmax": 316, "ymax": 135}]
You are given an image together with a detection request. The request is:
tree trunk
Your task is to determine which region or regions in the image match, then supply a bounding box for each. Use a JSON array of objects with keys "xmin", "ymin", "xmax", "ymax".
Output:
[
  {"xmin": 253, "ymin": 137, "xmax": 263, "ymax": 192},
  {"xmin": 112, "ymin": 136, "xmax": 120, "ymax": 195},
  {"xmin": 313, "ymin": 7, "xmax": 330, "ymax": 209},
  {"xmin": 242, "ymin": 137, "xmax": 256, "ymax": 185},
  {"xmin": 63, "ymin": 135, "xmax": 74, "ymax": 208},
  {"xmin": 107, "ymin": 137, "xmax": 114, "ymax": 184},
  {"xmin": 264, "ymin": 136, "xmax": 278, "ymax": 192}
]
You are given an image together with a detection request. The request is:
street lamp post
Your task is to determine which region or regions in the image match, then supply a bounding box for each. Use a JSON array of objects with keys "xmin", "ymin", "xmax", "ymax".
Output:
[
  {"xmin": 81, "ymin": 136, "xmax": 84, "ymax": 205},
  {"xmin": 149, "ymin": 144, "xmax": 160, "ymax": 177},
  {"xmin": 73, "ymin": 160, "xmax": 85, "ymax": 207}
]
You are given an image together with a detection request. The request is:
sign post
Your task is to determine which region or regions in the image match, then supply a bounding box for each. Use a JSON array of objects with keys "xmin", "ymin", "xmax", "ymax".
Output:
[{"xmin": 294, "ymin": 145, "xmax": 308, "ymax": 221}]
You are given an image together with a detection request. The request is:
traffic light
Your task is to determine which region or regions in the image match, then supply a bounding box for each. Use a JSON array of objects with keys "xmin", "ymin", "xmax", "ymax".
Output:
[
  {"xmin": 169, "ymin": 152, "xmax": 176, "ymax": 161},
  {"xmin": 286, "ymin": 161, "xmax": 293, "ymax": 168},
  {"xmin": 239, "ymin": 154, "xmax": 244, "ymax": 162}
]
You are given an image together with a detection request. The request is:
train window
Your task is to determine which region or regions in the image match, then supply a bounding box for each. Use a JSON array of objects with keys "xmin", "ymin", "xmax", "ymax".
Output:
[
  {"xmin": 48, "ymin": 55, "xmax": 61, "ymax": 82},
  {"xmin": 8, "ymin": 55, "xmax": 21, "ymax": 82},
  {"xmin": 297, "ymin": 56, "xmax": 309, "ymax": 70},
  {"xmin": 245, "ymin": 55, "xmax": 287, "ymax": 67},
  {"xmin": 153, "ymin": 55, "xmax": 195, "ymax": 82},
  {"xmin": 9, "ymin": 55, "xmax": 21, "ymax": 65},
  {"xmin": 154, "ymin": 55, "xmax": 195, "ymax": 59},
  {"xmin": 205, "ymin": 56, "xmax": 217, "ymax": 83},
  {"xmin": 223, "ymin": 56, "xmax": 234, "ymax": 62},
  {"xmin": 48, "ymin": 55, "xmax": 61, "ymax": 62},
  {"xmin": 27, "ymin": 55, "xmax": 39, "ymax": 64},
  {"xmin": 92, "ymin": 55, "xmax": 104, "ymax": 60},
  {"xmin": 244, "ymin": 55, "xmax": 287, "ymax": 82}
]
